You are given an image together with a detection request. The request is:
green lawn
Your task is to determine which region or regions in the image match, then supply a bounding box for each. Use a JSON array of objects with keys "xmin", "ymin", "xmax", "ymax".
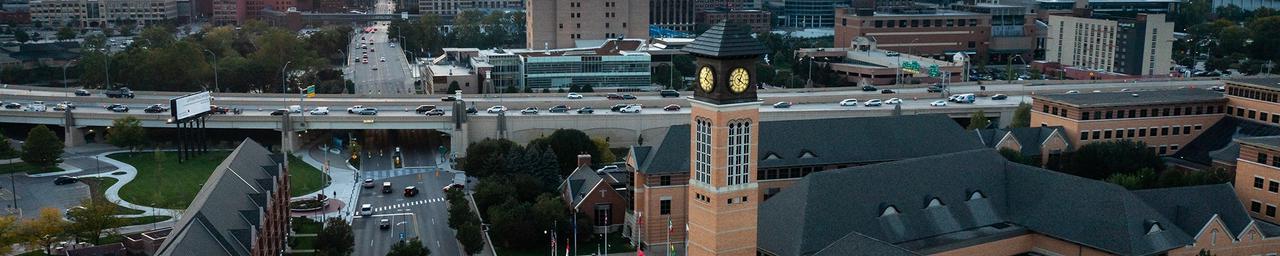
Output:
[
  {"xmin": 291, "ymin": 217, "xmax": 323, "ymax": 234},
  {"xmin": 113, "ymin": 151, "xmax": 328, "ymax": 209},
  {"xmin": 80, "ymin": 177, "xmax": 145, "ymax": 215},
  {"xmin": 290, "ymin": 236, "xmax": 317, "ymax": 251},
  {"xmin": 0, "ymin": 162, "xmax": 63, "ymax": 175}
]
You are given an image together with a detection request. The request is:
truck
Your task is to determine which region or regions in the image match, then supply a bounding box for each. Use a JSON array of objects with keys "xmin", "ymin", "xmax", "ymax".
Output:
[{"xmin": 105, "ymin": 87, "xmax": 134, "ymax": 98}]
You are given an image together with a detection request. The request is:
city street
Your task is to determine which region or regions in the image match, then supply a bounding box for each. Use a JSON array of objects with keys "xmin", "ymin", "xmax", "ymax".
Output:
[
  {"xmin": 357, "ymin": 130, "xmax": 447, "ymax": 171},
  {"xmin": 347, "ymin": 0, "xmax": 416, "ymax": 95},
  {"xmin": 352, "ymin": 163, "xmax": 462, "ymax": 256}
]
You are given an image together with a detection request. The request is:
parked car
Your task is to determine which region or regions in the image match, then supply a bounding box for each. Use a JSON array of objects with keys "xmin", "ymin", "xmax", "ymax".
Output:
[
  {"xmin": 358, "ymin": 108, "xmax": 379, "ymax": 115},
  {"xmin": 443, "ymin": 183, "xmax": 464, "ymax": 192},
  {"xmin": 347, "ymin": 105, "xmax": 368, "ymax": 113},
  {"xmin": 606, "ymin": 93, "xmax": 624, "ymax": 100},
  {"xmin": 107, "ymin": 104, "xmax": 129, "ymax": 112},
  {"xmin": 885, "ymin": 98, "xmax": 902, "ymax": 104},
  {"xmin": 567, "ymin": 93, "xmax": 583, "ymax": 99},
  {"xmin": 144, "ymin": 104, "xmax": 168, "ymax": 113},
  {"xmin": 864, "ymin": 99, "xmax": 883, "ymax": 107},
  {"xmin": 363, "ymin": 179, "xmax": 375, "ymax": 188},
  {"xmin": 861, "ymin": 86, "xmax": 878, "ymax": 91},
  {"xmin": 576, "ymin": 107, "xmax": 595, "ymax": 114},
  {"xmin": 415, "ymin": 105, "xmax": 437, "ymax": 114},
  {"xmin": 548, "ymin": 105, "xmax": 571, "ymax": 113},
  {"xmin": 486, "ymin": 106, "xmax": 507, "ymax": 113},
  {"xmin": 930, "ymin": 100, "xmax": 948, "ymax": 106},
  {"xmin": 622, "ymin": 94, "xmax": 637, "ymax": 100},
  {"xmin": 663, "ymin": 104, "xmax": 681, "ymax": 111},
  {"xmin": 838, "ymin": 99, "xmax": 859, "ymax": 106},
  {"xmin": 359, "ymin": 204, "xmax": 373, "ymax": 216},
  {"xmin": 74, "ymin": 89, "xmax": 91, "ymax": 96},
  {"xmin": 53, "ymin": 176, "xmax": 79, "ymax": 185},
  {"xmin": 270, "ymin": 109, "xmax": 288, "ymax": 116},
  {"xmin": 620, "ymin": 105, "xmax": 642, "ymax": 113},
  {"xmin": 881, "ymin": 89, "xmax": 896, "ymax": 94},
  {"xmin": 404, "ymin": 186, "xmax": 419, "ymax": 197},
  {"xmin": 424, "ymin": 109, "xmax": 445, "ymax": 116},
  {"xmin": 772, "ymin": 102, "xmax": 792, "ymax": 108},
  {"xmin": 991, "ymin": 94, "xmax": 1008, "ymax": 100},
  {"xmin": 520, "ymin": 107, "xmax": 539, "ymax": 115},
  {"xmin": 310, "ymin": 107, "xmax": 330, "ymax": 115},
  {"xmin": 660, "ymin": 90, "xmax": 681, "ymax": 98}
]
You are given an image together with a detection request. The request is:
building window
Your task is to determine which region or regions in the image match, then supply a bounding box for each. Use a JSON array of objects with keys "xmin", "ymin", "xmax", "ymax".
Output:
[
  {"xmin": 1269, "ymin": 181, "xmax": 1278, "ymax": 193},
  {"xmin": 1127, "ymin": 109, "xmax": 1136, "ymax": 118},
  {"xmin": 1250, "ymin": 110, "xmax": 1258, "ymax": 119},
  {"xmin": 1182, "ymin": 126, "xmax": 1191, "ymax": 135},
  {"xmin": 694, "ymin": 119, "xmax": 711, "ymax": 184},
  {"xmin": 660, "ymin": 199, "xmax": 671, "ymax": 215},
  {"xmin": 726, "ymin": 121, "xmax": 751, "ymax": 186},
  {"xmin": 1093, "ymin": 111, "xmax": 1101, "ymax": 120},
  {"xmin": 1127, "ymin": 129, "xmax": 1135, "ymax": 138},
  {"xmin": 1105, "ymin": 111, "xmax": 1113, "ymax": 119},
  {"xmin": 1092, "ymin": 131, "xmax": 1100, "ymax": 139},
  {"xmin": 1080, "ymin": 132, "xmax": 1089, "ymax": 140},
  {"xmin": 1104, "ymin": 130, "xmax": 1112, "ymax": 139},
  {"xmin": 1138, "ymin": 128, "xmax": 1146, "ymax": 137},
  {"xmin": 1139, "ymin": 109, "xmax": 1148, "ymax": 117},
  {"xmin": 1115, "ymin": 129, "xmax": 1124, "ymax": 139},
  {"xmin": 1172, "ymin": 126, "xmax": 1181, "ymax": 135},
  {"xmin": 1267, "ymin": 205, "xmax": 1276, "ymax": 217},
  {"xmin": 1256, "ymin": 177, "xmax": 1265, "ymax": 189},
  {"xmin": 660, "ymin": 175, "xmax": 671, "ymax": 186},
  {"xmin": 1262, "ymin": 153, "xmax": 1270, "ymax": 164},
  {"xmin": 1159, "ymin": 146, "xmax": 1167, "ymax": 155},
  {"xmin": 1161, "ymin": 127, "xmax": 1169, "ymax": 136},
  {"xmin": 1253, "ymin": 201, "xmax": 1263, "ymax": 212}
]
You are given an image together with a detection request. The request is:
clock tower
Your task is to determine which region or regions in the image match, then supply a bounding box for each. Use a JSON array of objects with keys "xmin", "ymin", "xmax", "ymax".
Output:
[{"xmin": 682, "ymin": 21, "xmax": 767, "ymax": 256}]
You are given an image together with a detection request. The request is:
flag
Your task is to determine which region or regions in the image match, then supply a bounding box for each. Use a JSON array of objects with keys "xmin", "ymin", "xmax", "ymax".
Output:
[
  {"xmin": 565, "ymin": 241, "xmax": 570, "ymax": 256},
  {"xmin": 669, "ymin": 244, "xmax": 675, "ymax": 256},
  {"xmin": 668, "ymin": 219, "xmax": 673, "ymax": 234},
  {"xmin": 638, "ymin": 249, "xmax": 645, "ymax": 256}
]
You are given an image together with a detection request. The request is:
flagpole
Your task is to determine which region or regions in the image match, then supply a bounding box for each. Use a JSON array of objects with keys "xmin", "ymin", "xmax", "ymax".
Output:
[
  {"xmin": 666, "ymin": 216, "xmax": 671, "ymax": 256},
  {"xmin": 605, "ymin": 214, "xmax": 609, "ymax": 254},
  {"xmin": 574, "ymin": 209, "xmax": 578, "ymax": 256}
]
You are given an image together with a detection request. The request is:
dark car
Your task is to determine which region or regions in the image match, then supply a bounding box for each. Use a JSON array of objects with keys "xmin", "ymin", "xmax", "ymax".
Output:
[
  {"xmin": 404, "ymin": 186, "xmax": 419, "ymax": 197},
  {"xmin": 358, "ymin": 108, "xmax": 379, "ymax": 115},
  {"xmin": 861, "ymin": 86, "xmax": 878, "ymax": 91},
  {"xmin": 107, "ymin": 104, "xmax": 129, "ymax": 112},
  {"xmin": 424, "ymin": 109, "xmax": 446, "ymax": 116},
  {"xmin": 415, "ymin": 105, "xmax": 437, "ymax": 114},
  {"xmin": 622, "ymin": 94, "xmax": 637, "ymax": 100},
  {"xmin": 53, "ymin": 176, "xmax": 79, "ymax": 185},
  {"xmin": 881, "ymin": 89, "xmax": 896, "ymax": 94},
  {"xmin": 3, "ymin": 102, "xmax": 21, "ymax": 109},
  {"xmin": 610, "ymin": 104, "xmax": 629, "ymax": 112},
  {"xmin": 379, "ymin": 219, "xmax": 390, "ymax": 229},
  {"xmin": 270, "ymin": 109, "xmax": 288, "ymax": 116},
  {"xmin": 442, "ymin": 183, "xmax": 464, "ymax": 192},
  {"xmin": 577, "ymin": 107, "xmax": 595, "ymax": 114},
  {"xmin": 991, "ymin": 94, "xmax": 1008, "ymax": 100},
  {"xmin": 660, "ymin": 90, "xmax": 681, "ymax": 98},
  {"xmin": 663, "ymin": 104, "xmax": 681, "ymax": 111},
  {"xmin": 442, "ymin": 96, "xmax": 458, "ymax": 101},
  {"xmin": 465, "ymin": 106, "xmax": 478, "ymax": 114},
  {"xmin": 548, "ymin": 105, "xmax": 571, "ymax": 113},
  {"xmin": 926, "ymin": 86, "xmax": 943, "ymax": 93},
  {"xmin": 210, "ymin": 105, "xmax": 230, "ymax": 114},
  {"xmin": 144, "ymin": 104, "xmax": 168, "ymax": 113},
  {"xmin": 606, "ymin": 93, "xmax": 624, "ymax": 100},
  {"xmin": 74, "ymin": 89, "xmax": 91, "ymax": 96}
]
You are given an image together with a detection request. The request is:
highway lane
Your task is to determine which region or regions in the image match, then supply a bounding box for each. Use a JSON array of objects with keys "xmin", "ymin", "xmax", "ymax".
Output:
[{"xmin": 348, "ymin": 0, "xmax": 414, "ymax": 96}]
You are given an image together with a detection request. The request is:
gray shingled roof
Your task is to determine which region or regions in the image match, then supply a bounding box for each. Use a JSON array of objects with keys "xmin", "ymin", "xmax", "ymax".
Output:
[
  {"xmin": 156, "ymin": 139, "xmax": 282, "ymax": 256},
  {"xmin": 1238, "ymin": 136, "xmax": 1280, "ymax": 151},
  {"xmin": 759, "ymin": 149, "xmax": 1194, "ymax": 256},
  {"xmin": 1007, "ymin": 126, "xmax": 1068, "ymax": 156},
  {"xmin": 1172, "ymin": 117, "xmax": 1280, "ymax": 165},
  {"xmin": 561, "ymin": 165, "xmax": 604, "ymax": 207},
  {"xmin": 1132, "ymin": 184, "xmax": 1250, "ymax": 237},
  {"xmin": 1230, "ymin": 78, "xmax": 1280, "ymax": 90},
  {"xmin": 682, "ymin": 21, "xmax": 768, "ymax": 58},
  {"xmin": 1034, "ymin": 89, "xmax": 1225, "ymax": 108},
  {"xmin": 638, "ymin": 114, "xmax": 985, "ymax": 174}
]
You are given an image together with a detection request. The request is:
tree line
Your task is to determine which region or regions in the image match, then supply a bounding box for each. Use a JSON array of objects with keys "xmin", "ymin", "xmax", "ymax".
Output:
[
  {"xmin": 1175, "ymin": 2, "xmax": 1280, "ymax": 75},
  {"xmin": 388, "ymin": 11, "xmax": 526, "ymax": 61}
]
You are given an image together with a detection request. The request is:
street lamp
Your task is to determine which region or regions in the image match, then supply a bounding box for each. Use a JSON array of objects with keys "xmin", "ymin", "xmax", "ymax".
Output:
[
  {"xmin": 1007, "ymin": 54, "xmax": 1025, "ymax": 84},
  {"xmin": 62, "ymin": 59, "xmax": 77, "ymax": 97},
  {"xmin": 203, "ymin": 49, "xmax": 219, "ymax": 93}
]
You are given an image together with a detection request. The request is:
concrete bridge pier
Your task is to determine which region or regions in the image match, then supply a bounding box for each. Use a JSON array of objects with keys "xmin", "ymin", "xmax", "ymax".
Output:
[
  {"xmin": 64, "ymin": 126, "xmax": 86, "ymax": 148},
  {"xmin": 449, "ymin": 123, "xmax": 469, "ymax": 159}
]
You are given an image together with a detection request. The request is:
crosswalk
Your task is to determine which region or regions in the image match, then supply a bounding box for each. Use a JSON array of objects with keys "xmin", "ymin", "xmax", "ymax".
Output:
[
  {"xmin": 372, "ymin": 197, "xmax": 447, "ymax": 212},
  {"xmin": 361, "ymin": 167, "xmax": 436, "ymax": 180}
]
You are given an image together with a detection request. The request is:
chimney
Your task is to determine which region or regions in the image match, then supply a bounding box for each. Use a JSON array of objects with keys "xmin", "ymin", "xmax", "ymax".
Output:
[{"xmin": 577, "ymin": 153, "xmax": 592, "ymax": 167}]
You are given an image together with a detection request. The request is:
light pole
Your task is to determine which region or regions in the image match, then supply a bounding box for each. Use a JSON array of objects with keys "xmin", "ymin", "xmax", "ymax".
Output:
[
  {"xmin": 62, "ymin": 59, "xmax": 77, "ymax": 97},
  {"xmin": 204, "ymin": 49, "xmax": 219, "ymax": 93},
  {"xmin": 1007, "ymin": 54, "xmax": 1025, "ymax": 84},
  {"xmin": 282, "ymin": 60, "xmax": 293, "ymax": 104}
]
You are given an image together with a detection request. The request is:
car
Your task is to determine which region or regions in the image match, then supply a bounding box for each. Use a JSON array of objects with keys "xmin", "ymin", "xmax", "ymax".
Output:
[
  {"xmin": 53, "ymin": 176, "xmax": 79, "ymax": 185},
  {"xmin": 548, "ymin": 105, "xmax": 571, "ymax": 113},
  {"xmin": 926, "ymin": 86, "xmax": 944, "ymax": 93},
  {"xmin": 347, "ymin": 105, "xmax": 367, "ymax": 113},
  {"xmin": 861, "ymin": 85, "xmax": 878, "ymax": 91},
  {"xmin": 1119, "ymin": 88, "xmax": 1131, "ymax": 92},
  {"xmin": 310, "ymin": 107, "xmax": 329, "ymax": 115},
  {"xmin": 1210, "ymin": 86, "xmax": 1226, "ymax": 92},
  {"xmin": 620, "ymin": 105, "xmax": 642, "ymax": 113},
  {"xmin": 576, "ymin": 107, "xmax": 595, "ymax": 114},
  {"xmin": 379, "ymin": 219, "xmax": 390, "ymax": 229},
  {"xmin": 370, "ymin": 48, "xmax": 375, "ymax": 52},
  {"xmin": 930, "ymin": 100, "xmax": 948, "ymax": 106},
  {"xmin": 991, "ymin": 94, "xmax": 1008, "ymax": 100},
  {"xmin": 59, "ymin": 101, "xmax": 76, "ymax": 110},
  {"xmin": 424, "ymin": 109, "xmax": 446, "ymax": 116},
  {"xmin": 210, "ymin": 105, "xmax": 230, "ymax": 114},
  {"xmin": 144, "ymin": 104, "xmax": 168, "ymax": 113},
  {"xmin": 3, "ymin": 102, "xmax": 21, "ymax": 109},
  {"xmin": 372, "ymin": 67, "xmax": 378, "ymax": 70},
  {"xmin": 442, "ymin": 96, "xmax": 458, "ymax": 101},
  {"xmin": 288, "ymin": 105, "xmax": 303, "ymax": 113},
  {"xmin": 663, "ymin": 104, "xmax": 681, "ymax": 111},
  {"xmin": 270, "ymin": 109, "xmax": 288, "ymax": 116},
  {"xmin": 380, "ymin": 57, "xmax": 386, "ymax": 62},
  {"xmin": 404, "ymin": 186, "xmax": 419, "ymax": 197},
  {"xmin": 881, "ymin": 89, "xmax": 896, "ymax": 94},
  {"xmin": 1091, "ymin": 90, "xmax": 1102, "ymax": 93},
  {"xmin": 466, "ymin": 107, "xmax": 478, "ymax": 114},
  {"xmin": 358, "ymin": 108, "xmax": 379, "ymax": 115},
  {"xmin": 382, "ymin": 182, "xmax": 393, "ymax": 193},
  {"xmin": 885, "ymin": 98, "xmax": 902, "ymax": 104},
  {"xmin": 622, "ymin": 94, "xmax": 637, "ymax": 100},
  {"xmin": 25, "ymin": 101, "xmax": 45, "ymax": 112},
  {"xmin": 415, "ymin": 105, "xmax": 437, "ymax": 114},
  {"xmin": 660, "ymin": 90, "xmax": 681, "ymax": 98},
  {"xmin": 864, "ymin": 99, "xmax": 883, "ymax": 107},
  {"xmin": 107, "ymin": 104, "xmax": 129, "ymax": 112},
  {"xmin": 610, "ymin": 104, "xmax": 629, "ymax": 112},
  {"xmin": 361, "ymin": 59, "xmax": 368, "ymax": 64},
  {"xmin": 838, "ymin": 99, "xmax": 859, "ymax": 106},
  {"xmin": 443, "ymin": 183, "xmax": 464, "ymax": 192},
  {"xmin": 520, "ymin": 107, "xmax": 539, "ymax": 115},
  {"xmin": 52, "ymin": 104, "xmax": 70, "ymax": 111},
  {"xmin": 772, "ymin": 102, "xmax": 792, "ymax": 108},
  {"xmin": 606, "ymin": 93, "xmax": 624, "ymax": 100},
  {"xmin": 486, "ymin": 106, "xmax": 507, "ymax": 113},
  {"xmin": 74, "ymin": 89, "xmax": 90, "ymax": 96},
  {"xmin": 362, "ymin": 179, "xmax": 375, "ymax": 188},
  {"xmin": 1065, "ymin": 90, "xmax": 1080, "ymax": 94},
  {"xmin": 359, "ymin": 204, "xmax": 373, "ymax": 216},
  {"xmin": 360, "ymin": 43, "xmax": 367, "ymax": 49},
  {"xmin": 567, "ymin": 93, "xmax": 583, "ymax": 99}
]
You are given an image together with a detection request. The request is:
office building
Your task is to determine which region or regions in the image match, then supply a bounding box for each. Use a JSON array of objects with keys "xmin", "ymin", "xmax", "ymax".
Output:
[
  {"xmin": 833, "ymin": 7, "xmax": 991, "ymax": 60},
  {"xmin": 211, "ymin": 0, "xmax": 293, "ymax": 25},
  {"xmin": 784, "ymin": 0, "xmax": 842, "ymax": 28},
  {"xmin": 424, "ymin": 39, "xmax": 654, "ymax": 93},
  {"xmin": 417, "ymin": 0, "xmax": 521, "ymax": 21},
  {"xmin": 29, "ymin": 0, "xmax": 177, "ymax": 28},
  {"xmin": 697, "ymin": 8, "xmax": 771, "ymax": 33},
  {"xmin": 650, "ymin": 0, "xmax": 695, "ymax": 32},
  {"xmin": 953, "ymin": 3, "xmax": 1036, "ymax": 62},
  {"xmin": 1042, "ymin": 13, "xmax": 1173, "ymax": 79},
  {"xmin": 1029, "ymin": 89, "xmax": 1227, "ymax": 156},
  {"xmin": 526, "ymin": 0, "xmax": 649, "ymax": 49}
]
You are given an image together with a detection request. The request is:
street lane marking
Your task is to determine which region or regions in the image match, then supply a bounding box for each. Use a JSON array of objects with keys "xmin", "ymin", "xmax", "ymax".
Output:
[{"xmin": 371, "ymin": 197, "xmax": 445, "ymax": 212}]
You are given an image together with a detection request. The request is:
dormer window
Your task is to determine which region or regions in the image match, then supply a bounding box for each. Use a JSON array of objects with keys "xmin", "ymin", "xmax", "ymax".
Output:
[
  {"xmin": 880, "ymin": 205, "xmax": 900, "ymax": 217},
  {"xmin": 764, "ymin": 152, "xmax": 780, "ymax": 160},
  {"xmin": 926, "ymin": 197, "xmax": 944, "ymax": 208},
  {"xmin": 799, "ymin": 150, "xmax": 817, "ymax": 159},
  {"xmin": 968, "ymin": 191, "xmax": 986, "ymax": 200},
  {"xmin": 1145, "ymin": 220, "xmax": 1164, "ymax": 234}
]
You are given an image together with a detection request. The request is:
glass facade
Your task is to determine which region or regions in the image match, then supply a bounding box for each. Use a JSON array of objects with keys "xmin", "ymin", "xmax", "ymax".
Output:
[{"xmin": 523, "ymin": 55, "xmax": 651, "ymax": 89}]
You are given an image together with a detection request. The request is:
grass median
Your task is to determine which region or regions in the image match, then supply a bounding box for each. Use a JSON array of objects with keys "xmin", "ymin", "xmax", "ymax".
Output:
[
  {"xmin": 113, "ymin": 151, "xmax": 328, "ymax": 209},
  {"xmin": 0, "ymin": 162, "xmax": 63, "ymax": 175}
]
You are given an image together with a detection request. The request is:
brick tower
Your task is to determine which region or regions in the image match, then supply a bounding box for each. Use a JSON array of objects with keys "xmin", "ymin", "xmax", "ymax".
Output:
[{"xmin": 682, "ymin": 21, "xmax": 767, "ymax": 256}]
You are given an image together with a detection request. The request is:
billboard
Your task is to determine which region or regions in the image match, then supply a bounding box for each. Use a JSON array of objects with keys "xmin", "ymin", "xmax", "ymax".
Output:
[{"xmin": 170, "ymin": 91, "xmax": 212, "ymax": 120}]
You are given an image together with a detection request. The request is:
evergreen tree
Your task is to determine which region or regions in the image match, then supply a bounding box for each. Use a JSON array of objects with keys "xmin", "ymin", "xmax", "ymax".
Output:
[
  {"xmin": 967, "ymin": 111, "xmax": 991, "ymax": 130},
  {"xmin": 1010, "ymin": 102, "xmax": 1031, "ymax": 128},
  {"xmin": 106, "ymin": 116, "xmax": 147, "ymax": 151},
  {"xmin": 21, "ymin": 125, "xmax": 63, "ymax": 168},
  {"xmin": 315, "ymin": 217, "xmax": 355, "ymax": 256}
]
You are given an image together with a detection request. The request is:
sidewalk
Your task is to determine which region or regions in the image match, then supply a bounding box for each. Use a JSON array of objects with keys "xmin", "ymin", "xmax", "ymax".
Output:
[
  {"xmin": 81, "ymin": 150, "xmax": 182, "ymax": 219},
  {"xmin": 295, "ymin": 144, "xmax": 358, "ymax": 222}
]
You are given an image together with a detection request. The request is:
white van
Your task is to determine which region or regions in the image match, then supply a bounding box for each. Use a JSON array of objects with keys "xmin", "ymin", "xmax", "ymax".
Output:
[
  {"xmin": 953, "ymin": 94, "xmax": 976, "ymax": 104},
  {"xmin": 27, "ymin": 101, "xmax": 46, "ymax": 112},
  {"xmin": 620, "ymin": 105, "xmax": 642, "ymax": 113},
  {"xmin": 288, "ymin": 105, "xmax": 302, "ymax": 113}
]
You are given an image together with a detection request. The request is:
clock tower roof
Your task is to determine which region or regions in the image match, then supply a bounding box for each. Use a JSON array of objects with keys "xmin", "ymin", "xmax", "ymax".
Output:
[{"xmin": 683, "ymin": 21, "xmax": 769, "ymax": 59}]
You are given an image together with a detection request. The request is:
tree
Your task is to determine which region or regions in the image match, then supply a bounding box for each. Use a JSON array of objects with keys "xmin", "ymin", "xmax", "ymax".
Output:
[
  {"xmin": 0, "ymin": 132, "xmax": 16, "ymax": 159},
  {"xmin": 386, "ymin": 237, "xmax": 431, "ymax": 256},
  {"xmin": 998, "ymin": 148, "xmax": 1037, "ymax": 166},
  {"xmin": 21, "ymin": 125, "xmax": 64, "ymax": 168},
  {"xmin": 1248, "ymin": 16, "xmax": 1280, "ymax": 61},
  {"xmin": 0, "ymin": 215, "xmax": 17, "ymax": 255},
  {"xmin": 592, "ymin": 138, "xmax": 616, "ymax": 163},
  {"xmin": 66, "ymin": 198, "xmax": 123, "ymax": 244},
  {"xmin": 1063, "ymin": 140, "xmax": 1165, "ymax": 180},
  {"xmin": 315, "ymin": 217, "xmax": 355, "ymax": 256},
  {"xmin": 1105, "ymin": 168, "xmax": 1157, "ymax": 189},
  {"xmin": 56, "ymin": 26, "xmax": 75, "ymax": 41},
  {"xmin": 581, "ymin": 84, "xmax": 595, "ymax": 92},
  {"xmin": 967, "ymin": 111, "xmax": 991, "ymax": 130},
  {"xmin": 448, "ymin": 81, "xmax": 460, "ymax": 93},
  {"xmin": 527, "ymin": 129, "xmax": 602, "ymax": 175},
  {"xmin": 487, "ymin": 199, "xmax": 535, "ymax": 247},
  {"xmin": 106, "ymin": 116, "xmax": 147, "ymax": 151},
  {"xmin": 462, "ymin": 138, "xmax": 519, "ymax": 177},
  {"xmin": 456, "ymin": 222, "xmax": 485, "ymax": 255},
  {"xmin": 18, "ymin": 208, "xmax": 68, "ymax": 253},
  {"xmin": 1010, "ymin": 102, "xmax": 1031, "ymax": 128},
  {"xmin": 13, "ymin": 29, "xmax": 29, "ymax": 43},
  {"xmin": 446, "ymin": 189, "xmax": 477, "ymax": 229}
]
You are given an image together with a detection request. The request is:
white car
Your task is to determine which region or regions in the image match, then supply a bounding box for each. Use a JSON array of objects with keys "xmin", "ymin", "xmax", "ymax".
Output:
[
  {"xmin": 930, "ymin": 100, "xmax": 947, "ymax": 106},
  {"xmin": 309, "ymin": 107, "xmax": 329, "ymax": 115},
  {"xmin": 838, "ymin": 99, "xmax": 859, "ymax": 106},
  {"xmin": 359, "ymin": 204, "xmax": 373, "ymax": 216},
  {"xmin": 886, "ymin": 98, "xmax": 902, "ymax": 104},
  {"xmin": 347, "ymin": 105, "xmax": 367, "ymax": 113},
  {"xmin": 620, "ymin": 105, "xmax": 642, "ymax": 113},
  {"xmin": 380, "ymin": 57, "xmax": 386, "ymax": 62},
  {"xmin": 567, "ymin": 93, "xmax": 583, "ymax": 99},
  {"xmin": 486, "ymin": 106, "xmax": 507, "ymax": 113},
  {"xmin": 1065, "ymin": 90, "xmax": 1080, "ymax": 94},
  {"xmin": 865, "ymin": 99, "xmax": 883, "ymax": 107}
]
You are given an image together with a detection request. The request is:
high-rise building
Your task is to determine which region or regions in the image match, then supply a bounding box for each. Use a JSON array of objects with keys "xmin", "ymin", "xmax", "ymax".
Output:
[
  {"xmin": 1044, "ymin": 13, "xmax": 1173, "ymax": 78},
  {"xmin": 784, "ymin": 0, "xmax": 842, "ymax": 28},
  {"xmin": 211, "ymin": 0, "xmax": 292, "ymax": 24},
  {"xmin": 682, "ymin": 21, "xmax": 767, "ymax": 256},
  {"xmin": 833, "ymin": 7, "xmax": 992, "ymax": 60},
  {"xmin": 29, "ymin": 0, "xmax": 177, "ymax": 28},
  {"xmin": 650, "ymin": 0, "xmax": 695, "ymax": 32},
  {"xmin": 417, "ymin": 0, "xmax": 521, "ymax": 21},
  {"xmin": 526, "ymin": 0, "xmax": 648, "ymax": 49}
]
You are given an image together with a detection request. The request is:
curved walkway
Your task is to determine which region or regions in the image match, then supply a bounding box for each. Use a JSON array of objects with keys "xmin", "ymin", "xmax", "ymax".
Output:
[{"xmin": 78, "ymin": 150, "xmax": 182, "ymax": 219}]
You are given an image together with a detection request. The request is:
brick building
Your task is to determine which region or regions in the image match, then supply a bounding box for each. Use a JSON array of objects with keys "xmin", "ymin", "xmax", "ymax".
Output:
[
  {"xmin": 1042, "ymin": 13, "xmax": 1174, "ymax": 79},
  {"xmin": 560, "ymin": 154, "xmax": 630, "ymax": 231},
  {"xmin": 834, "ymin": 7, "xmax": 991, "ymax": 60},
  {"xmin": 154, "ymin": 139, "xmax": 290, "ymax": 256},
  {"xmin": 1029, "ymin": 89, "xmax": 1228, "ymax": 156},
  {"xmin": 697, "ymin": 8, "xmax": 770, "ymax": 34},
  {"xmin": 525, "ymin": 0, "xmax": 648, "ymax": 49},
  {"xmin": 29, "ymin": 0, "xmax": 178, "ymax": 28},
  {"xmin": 973, "ymin": 126, "xmax": 1072, "ymax": 167},
  {"xmin": 212, "ymin": 0, "xmax": 293, "ymax": 25}
]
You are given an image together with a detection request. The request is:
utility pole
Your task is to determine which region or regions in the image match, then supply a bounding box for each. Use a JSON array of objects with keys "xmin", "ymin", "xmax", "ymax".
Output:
[{"xmin": 204, "ymin": 49, "xmax": 219, "ymax": 92}]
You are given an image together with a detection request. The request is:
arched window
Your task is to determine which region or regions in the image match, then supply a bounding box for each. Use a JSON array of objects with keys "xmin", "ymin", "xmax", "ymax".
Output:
[
  {"xmin": 694, "ymin": 118, "xmax": 712, "ymax": 184},
  {"xmin": 726, "ymin": 120, "xmax": 752, "ymax": 186},
  {"xmin": 880, "ymin": 205, "xmax": 900, "ymax": 217}
]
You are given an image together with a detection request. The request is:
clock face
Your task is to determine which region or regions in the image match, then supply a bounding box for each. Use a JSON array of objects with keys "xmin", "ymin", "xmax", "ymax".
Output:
[
  {"xmin": 730, "ymin": 68, "xmax": 750, "ymax": 93},
  {"xmin": 698, "ymin": 66, "xmax": 715, "ymax": 92}
]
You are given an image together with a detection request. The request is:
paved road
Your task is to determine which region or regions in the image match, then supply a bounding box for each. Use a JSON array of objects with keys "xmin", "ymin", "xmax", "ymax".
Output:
[
  {"xmin": 348, "ymin": 0, "xmax": 415, "ymax": 96},
  {"xmin": 353, "ymin": 167, "xmax": 460, "ymax": 256}
]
